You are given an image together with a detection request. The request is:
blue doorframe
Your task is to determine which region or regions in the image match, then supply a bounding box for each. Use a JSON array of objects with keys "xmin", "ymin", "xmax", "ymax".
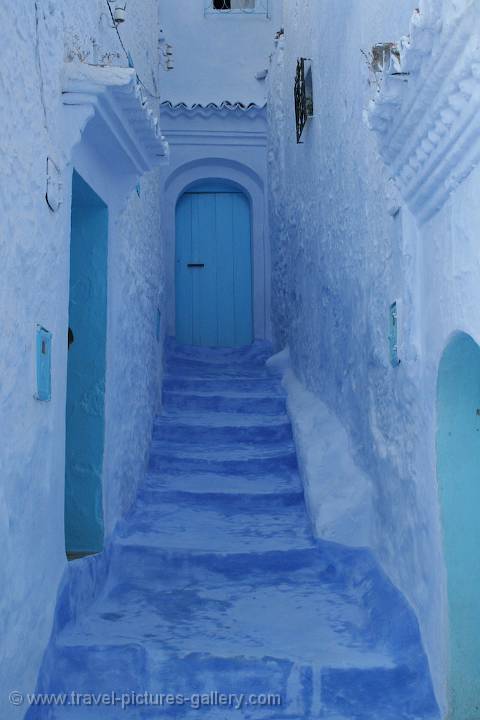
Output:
[
  {"xmin": 175, "ymin": 181, "xmax": 253, "ymax": 347},
  {"xmin": 65, "ymin": 171, "xmax": 108, "ymax": 556},
  {"xmin": 437, "ymin": 332, "xmax": 480, "ymax": 718}
]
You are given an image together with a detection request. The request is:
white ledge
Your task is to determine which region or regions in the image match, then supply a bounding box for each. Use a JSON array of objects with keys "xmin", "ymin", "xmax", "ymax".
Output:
[
  {"xmin": 368, "ymin": 1, "xmax": 480, "ymax": 223},
  {"xmin": 62, "ymin": 62, "xmax": 169, "ymax": 176}
]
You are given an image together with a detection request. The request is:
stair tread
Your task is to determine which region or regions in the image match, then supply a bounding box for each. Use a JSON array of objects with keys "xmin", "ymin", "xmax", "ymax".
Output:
[
  {"xmin": 154, "ymin": 413, "xmax": 290, "ymax": 427},
  {"xmin": 143, "ymin": 469, "xmax": 302, "ymax": 495},
  {"xmin": 156, "ymin": 413, "xmax": 289, "ymax": 422},
  {"xmin": 150, "ymin": 441, "xmax": 296, "ymax": 460},
  {"xmin": 57, "ymin": 547, "xmax": 395, "ymax": 670},
  {"xmin": 164, "ymin": 388, "xmax": 282, "ymax": 397},
  {"xmin": 117, "ymin": 495, "xmax": 314, "ymax": 553}
]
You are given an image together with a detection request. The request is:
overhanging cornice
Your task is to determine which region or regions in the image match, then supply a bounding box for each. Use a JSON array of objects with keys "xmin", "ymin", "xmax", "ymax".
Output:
[
  {"xmin": 62, "ymin": 62, "xmax": 169, "ymax": 176},
  {"xmin": 368, "ymin": 1, "xmax": 480, "ymax": 223}
]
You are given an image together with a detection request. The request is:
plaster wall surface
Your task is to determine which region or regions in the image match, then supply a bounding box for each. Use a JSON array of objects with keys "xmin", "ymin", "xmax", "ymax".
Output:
[
  {"xmin": 0, "ymin": 1, "xmax": 166, "ymax": 713},
  {"xmin": 267, "ymin": 0, "xmax": 466, "ymax": 712},
  {"xmin": 157, "ymin": 0, "xmax": 281, "ymax": 105}
]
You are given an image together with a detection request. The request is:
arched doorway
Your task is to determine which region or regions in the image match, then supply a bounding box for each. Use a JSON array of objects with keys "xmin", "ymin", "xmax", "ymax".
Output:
[
  {"xmin": 175, "ymin": 180, "xmax": 253, "ymax": 347},
  {"xmin": 436, "ymin": 332, "xmax": 480, "ymax": 718}
]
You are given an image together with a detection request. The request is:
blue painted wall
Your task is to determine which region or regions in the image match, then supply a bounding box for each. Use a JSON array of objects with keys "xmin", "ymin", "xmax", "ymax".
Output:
[
  {"xmin": 175, "ymin": 188, "xmax": 253, "ymax": 347},
  {"xmin": 437, "ymin": 332, "xmax": 480, "ymax": 719},
  {"xmin": 65, "ymin": 172, "xmax": 108, "ymax": 554}
]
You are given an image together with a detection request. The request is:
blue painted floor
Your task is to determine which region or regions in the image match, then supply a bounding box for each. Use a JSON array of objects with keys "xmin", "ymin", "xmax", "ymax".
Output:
[{"xmin": 28, "ymin": 342, "xmax": 439, "ymax": 719}]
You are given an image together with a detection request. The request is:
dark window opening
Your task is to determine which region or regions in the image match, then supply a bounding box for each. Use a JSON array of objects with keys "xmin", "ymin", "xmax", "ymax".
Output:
[
  {"xmin": 212, "ymin": 0, "xmax": 257, "ymax": 9},
  {"xmin": 295, "ymin": 58, "xmax": 314, "ymax": 144}
]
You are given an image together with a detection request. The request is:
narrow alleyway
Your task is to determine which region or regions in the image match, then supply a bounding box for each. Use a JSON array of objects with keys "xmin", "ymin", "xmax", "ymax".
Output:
[{"xmin": 29, "ymin": 342, "xmax": 438, "ymax": 719}]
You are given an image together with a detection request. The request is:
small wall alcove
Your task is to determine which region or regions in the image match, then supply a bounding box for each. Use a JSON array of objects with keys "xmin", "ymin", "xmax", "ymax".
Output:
[{"xmin": 436, "ymin": 331, "xmax": 480, "ymax": 719}]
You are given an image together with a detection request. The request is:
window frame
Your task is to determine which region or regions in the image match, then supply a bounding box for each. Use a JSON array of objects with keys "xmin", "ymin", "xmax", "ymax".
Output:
[{"xmin": 204, "ymin": 0, "xmax": 270, "ymax": 18}]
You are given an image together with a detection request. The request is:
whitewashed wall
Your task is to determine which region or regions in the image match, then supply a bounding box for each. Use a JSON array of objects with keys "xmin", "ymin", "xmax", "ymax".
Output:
[
  {"xmin": 157, "ymin": 0, "xmax": 282, "ymax": 106},
  {"xmin": 0, "ymin": 1, "xmax": 166, "ymax": 713},
  {"xmin": 266, "ymin": 1, "xmax": 469, "ymax": 713}
]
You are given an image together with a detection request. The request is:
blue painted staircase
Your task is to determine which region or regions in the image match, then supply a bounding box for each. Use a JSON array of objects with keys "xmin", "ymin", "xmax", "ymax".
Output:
[{"xmin": 27, "ymin": 341, "xmax": 439, "ymax": 719}]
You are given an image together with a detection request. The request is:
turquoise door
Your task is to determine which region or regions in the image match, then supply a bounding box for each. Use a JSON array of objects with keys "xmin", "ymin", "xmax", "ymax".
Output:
[
  {"xmin": 437, "ymin": 333, "xmax": 480, "ymax": 719},
  {"xmin": 175, "ymin": 189, "xmax": 253, "ymax": 347},
  {"xmin": 65, "ymin": 172, "xmax": 108, "ymax": 556}
]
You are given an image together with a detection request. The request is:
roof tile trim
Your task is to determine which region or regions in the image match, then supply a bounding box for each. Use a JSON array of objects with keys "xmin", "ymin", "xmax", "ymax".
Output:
[{"xmin": 160, "ymin": 101, "xmax": 267, "ymax": 118}]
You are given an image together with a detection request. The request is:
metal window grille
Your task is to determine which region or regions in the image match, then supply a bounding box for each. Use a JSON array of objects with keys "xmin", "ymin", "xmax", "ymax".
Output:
[
  {"xmin": 206, "ymin": 0, "xmax": 269, "ymax": 16},
  {"xmin": 294, "ymin": 58, "xmax": 314, "ymax": 144}
]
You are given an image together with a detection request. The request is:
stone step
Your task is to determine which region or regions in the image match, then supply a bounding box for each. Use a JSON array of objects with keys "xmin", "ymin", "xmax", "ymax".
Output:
[
  {"xmin": 53, "ymin": 541, "xmax": 404, "ymax": 665},
  {"xmin": 35, "ymin": 538, "xmax": 438, "ymax": 719},
  {"xmin": 141, "ymin": 468, "xmax": 302, "ymax": 496},
  {"xmin": 162, "ymin": 390, "xmax": 286, "ymax": 415},
  {"xmin": 27, "ymin": 656, "xmax": 440, "ymax": 720},
  {"xmin": 318, "ymin": 664, "xmax": 439, "ymax": 720},
  {"xmin": 152, "ymin": 418, "xmax": 293, "ymax": 445},
  {"xmin": 149, "ymin": 437, "xmax": 296, "ymax": 460},
  {"xmin": 165, "ymin": 337, "xmax": 272, "ymax": 363},
  {"xmin": 27, "ymin": 645, "xmax": 313, "ymax": 719},
  {"xmin": 134, "ymin": 488, "xmax": 305, "ymax": 513},
  {"xmin": 105, "ymin": 543, "xmax": 369, "ymax": 599},
  {"xmin": 155, "ymin": 411, "xmax": 290, "ymax": 427},
  {"xmin": 164, "ymin": 357, "xmax": 273, "ymax": 378},
  {"xmin": 148, "ymin": 448, "xmax": 298, "ymax": 476},
  {"xmin": 116, "ymin": 491, "xmax": 313, "ymax": 553},
  {"xmin": 163, "ymin": 375, "xmax": 284, "ymax": 395}
]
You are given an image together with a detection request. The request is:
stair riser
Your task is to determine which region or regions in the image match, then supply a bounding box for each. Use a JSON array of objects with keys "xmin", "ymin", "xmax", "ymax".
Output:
[
  {"xmin": 28, "ymin": 647, "xmax": 313, "ymax": 719},
  {"xmin": 148, "ymin": 454, "xmax": 298, "ymax": 475},
  {"xmin": 135, "ymin": 490, "xmax": 305, "ymax": 514},
  {"xmin": 109, "ymin": 546, "xmax": 328, "ymax": 585},
  {"xmin": 138, "ymin": 482, "xmax": 302, "ymax": 501},
  {"xmin": 163, "ymin": 392, "xmax": 286, "ymax": 415},
  {"xmin": 147, "ymin": 654, "xmax": 313, "ymax": 718},
  {"xmin": 142, "ymin": 470, "xmax": 303, "ymax": 495},
  {"xmin": 165, "ymin": 361, "xmax": 272, "ymax": 377},
  {"xmin": 163, "ymin": 377, "xmax": 284, "ymax": 394},
  {"xmin": 152, "ymin": 424, "xmax": 293, "ymax": 444}
]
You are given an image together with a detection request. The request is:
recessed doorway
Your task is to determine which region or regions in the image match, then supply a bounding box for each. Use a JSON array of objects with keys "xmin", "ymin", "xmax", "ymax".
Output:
[
  {"xmin": 65, "ymin": 171, "xmax": 108, "ymax": 558},
  {"xmin": 175, "ymin": 182, "xmax": 253, "ymax": 347}
]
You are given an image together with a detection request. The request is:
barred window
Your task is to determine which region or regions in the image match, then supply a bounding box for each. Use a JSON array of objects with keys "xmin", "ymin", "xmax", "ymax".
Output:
[
  {"xmin": 206, "ymin": 0, "xmax": 269, "ymax": 15},
  {"xmin": 213, "ymin": 0, "xmax": 256, "ymax": 9}
]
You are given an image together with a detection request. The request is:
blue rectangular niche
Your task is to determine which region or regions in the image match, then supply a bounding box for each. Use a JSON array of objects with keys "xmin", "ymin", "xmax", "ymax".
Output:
[
  {"xmin": 388, "ymin": 301, "xmax": 400, "ymax": 367},
  {"xmin": 156, "ymin": 308, "xmax": 162, "ymax": 342},
  {"xmin": 35, "ymin": 326, "xmax": 52, "ymax": 401}
]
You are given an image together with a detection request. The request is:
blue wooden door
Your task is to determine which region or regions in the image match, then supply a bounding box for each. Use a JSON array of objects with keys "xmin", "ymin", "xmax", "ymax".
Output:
[{"xmin": 176, "ymin": 190, "xmax": 253, "ymax": 347}]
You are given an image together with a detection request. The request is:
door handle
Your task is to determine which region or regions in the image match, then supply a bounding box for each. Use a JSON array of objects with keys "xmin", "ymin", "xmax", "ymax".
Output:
[{"xmin": 187, "ymin": 263, "xmax": 205, "ymax": 268}]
